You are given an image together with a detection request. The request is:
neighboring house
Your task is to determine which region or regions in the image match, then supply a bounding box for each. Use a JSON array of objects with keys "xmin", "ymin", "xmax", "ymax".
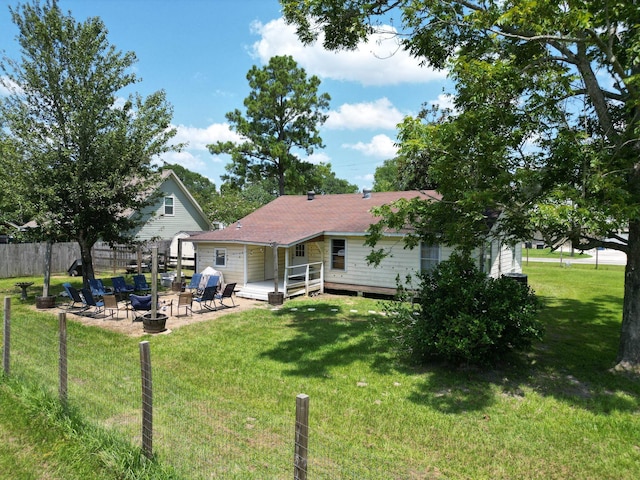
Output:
[
  {"xmin": 0, "ymin": 221, "xmax": 21, "ymax": 243},
  {"xmin": 188, "ymin": 190, "xmax": 522, "ymax": 301},
  {"xmin": 129, "ymin": 169, "xmax": 212, "ymax": 244}
]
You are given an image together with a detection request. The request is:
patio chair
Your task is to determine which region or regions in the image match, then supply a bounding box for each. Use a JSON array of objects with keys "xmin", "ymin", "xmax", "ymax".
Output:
[
  {"xmin": 111, "ymin": 276, "xmax": 134, "ymax": 298},
  {"xmin": 172, "ymin": 292, "xmax": 193, "ymax": 317},
  {"xmin": 129, "ymin": 293, "xmax": 152, "ymax": 322},
  {"xmin": 214, "ymin": 282, "xmax": 237, "ymax": 309},
  {"xmin": 102, "ymin": 294, "xmax": 124, "ymax": 320},
  {"xmin": 61, "ymin": 283, "xmax": 89, "ymax": 312},
  {"xmin": 80, "ymin": 288, "xmax": 105, "ymax": 317},
  {"xmin": 133, "ymin": 274, "xmax": 151, "ymax": 293},
  {"xmin": 89, "ymin": 278, "xmax": 112, "ymax": 298},
  {"xmin": 197, "ymin": 275, "xmax": 220, "ymax": 296},
  {"xmin": 185, "ymin": 273, "xmax": 202, "ymax": 293},
  {"xmin": 193, "ymin": 286, "xmax": 217, "ymax": 312}
]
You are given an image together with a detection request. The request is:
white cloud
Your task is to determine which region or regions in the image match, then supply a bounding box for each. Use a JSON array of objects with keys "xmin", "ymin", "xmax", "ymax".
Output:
[
  {"xmin": 0, "ymin": 76, "xmax": 23, "ymax": 96},
  {"xmin": 325, "ymin": 98, "xmax": 405, "ymax": 130},
  {"xmin": 172, "ymin": 123, "xmax": 241, "ymax": 151},
  {"xmin": 158, "ymin": 150, "xmax": 207, "ymax": 171},
  {"xmin": 305, "ymin": 151, "xmax": 331, "ymax": 165},
  {"xmin": 429, "ymin": 93, "xmax": 456, "ymax": 112},
  {"xmin": 343, "ymin": 134, "xmax": 398, "ymax": 158},
  {"xmin": 251, "ymin": 18, "xmax": 446, "ymax": 87}
]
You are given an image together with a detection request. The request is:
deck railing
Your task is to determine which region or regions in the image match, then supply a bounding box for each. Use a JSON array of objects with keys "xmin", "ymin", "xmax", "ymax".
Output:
[{"xmin": 284, "ymin": 262, "xmax": 323, "ymax": 297}]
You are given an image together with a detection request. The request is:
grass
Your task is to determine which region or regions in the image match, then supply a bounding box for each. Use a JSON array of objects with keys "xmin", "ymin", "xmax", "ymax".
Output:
[
  {"xmin": 524, "ymin": 247, "xmax": 592, "ymax": 259},
  {"xmin": 1, "ymin": 266, "xmax": 639, "ymax": 479}
]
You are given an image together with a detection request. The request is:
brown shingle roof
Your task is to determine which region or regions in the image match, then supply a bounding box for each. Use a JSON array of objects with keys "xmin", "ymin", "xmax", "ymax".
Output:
[{"xmin": 190, "ymin": 190, "xmax": 440, "ymax": 247}]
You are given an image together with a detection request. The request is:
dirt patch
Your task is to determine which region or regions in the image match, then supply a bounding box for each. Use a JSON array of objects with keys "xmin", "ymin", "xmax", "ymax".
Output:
[{"xmin": 34, "ymin": 292, "xmax": 267, "ymax": 337}]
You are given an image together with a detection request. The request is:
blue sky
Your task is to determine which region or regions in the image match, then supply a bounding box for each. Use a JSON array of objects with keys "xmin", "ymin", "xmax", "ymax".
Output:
[{"xmin": 0, "ymin": 0, "xmax": 452, "ymax": 191}]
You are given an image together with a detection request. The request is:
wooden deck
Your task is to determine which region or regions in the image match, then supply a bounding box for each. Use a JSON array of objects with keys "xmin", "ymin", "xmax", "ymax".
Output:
[{"xmin": 236, "ymin": 278, "xmax": 322, "ymax": 301}]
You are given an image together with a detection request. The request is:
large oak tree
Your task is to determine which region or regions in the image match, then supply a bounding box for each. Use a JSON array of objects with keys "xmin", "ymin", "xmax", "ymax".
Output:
[
  {"xmin": 282, "ymin": 0, "xmax": 640, "ymax": 369},
  {"xmin": 0, "ymin": 1, "xmax": 178, "ymax": 285}
]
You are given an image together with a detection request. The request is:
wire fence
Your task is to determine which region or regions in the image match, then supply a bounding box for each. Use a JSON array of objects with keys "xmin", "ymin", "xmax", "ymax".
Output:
[{"xmin": 2, "ymin": 298, "xmax": 409, "ymax": 479}]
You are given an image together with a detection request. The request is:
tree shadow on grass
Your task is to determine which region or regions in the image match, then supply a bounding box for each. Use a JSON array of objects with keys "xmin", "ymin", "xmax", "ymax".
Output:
[
  {"xmin": 259, "ymin": 302, "xmax": 398, "ymax": 378},
  {"xmin": 407, "ymin": 294, "xmax": 640, "ymax": 414},
  {"xmin": 260, "ymin": 295, "xmax": 640, "ymax": 415}
]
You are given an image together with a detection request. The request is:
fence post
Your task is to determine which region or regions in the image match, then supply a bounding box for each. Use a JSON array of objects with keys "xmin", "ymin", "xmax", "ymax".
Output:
[
  {"xmin": 294, "ymin": 393, "xmax": 309, "ymax": 480},
  {"xmin": 140, "ymin": 340, "xmax": 153, "ymax": 459},
  {"xmin": 58, "ymin": 312, "xmax": 67, "ymax": 405},
  {"xmin": 3, "ymin": 297, "xmax": 10, "ymax": 376}
]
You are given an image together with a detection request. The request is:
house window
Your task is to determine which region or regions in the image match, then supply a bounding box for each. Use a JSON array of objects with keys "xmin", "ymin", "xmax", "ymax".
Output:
[
  {"xmin": 420, "ymin": 243, "xmax": 440, "ymax": 273},
  {"xmin": 164, "ymin": 196, "xmax": 174, "ymax": 216},
  {"xmin": 295, "ymin": 244, "xmax": 305, "ymax": 257},
  {"xmin": 331, "ymin": 239, "xmax": 345, "ymax": 270},
  {"xmin": 214, "ymin": 248, "xmax": 226, "ymax": 267}
]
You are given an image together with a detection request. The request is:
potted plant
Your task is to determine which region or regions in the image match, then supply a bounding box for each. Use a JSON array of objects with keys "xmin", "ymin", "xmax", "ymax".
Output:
[
  {"xmin": 268, "ymin": 242, "xmax": 284, "ymax": 306},
  {"xmin": 142, "ymin": 312, "xmax": 167, "ymax": 333},
  {"xmin": 142, "ymin": 246, "xmax": 168, "ymax": 333}
]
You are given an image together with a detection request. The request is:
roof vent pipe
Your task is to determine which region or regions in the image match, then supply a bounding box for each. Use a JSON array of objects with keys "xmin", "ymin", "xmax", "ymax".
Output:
[
  {"xmin": 362, "ymin": 188, "xmax": 372, "ymax": 199},
  {"xmin": 307, "ymin": 191, "xmax": 315, "ymax": 201}
]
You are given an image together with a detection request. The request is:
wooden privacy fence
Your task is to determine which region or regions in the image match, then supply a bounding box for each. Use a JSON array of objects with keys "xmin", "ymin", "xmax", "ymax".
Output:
[
  {"xmin": 0, "ymin": 242, "xmax": 79, "ymax": 278},
  {"xmin": 0, "ymin": 241, "xmax": 172, "ymax": 278},
  {"xmin": 1, "ymin": 299, "xmax": 311, "ymax": 478}
]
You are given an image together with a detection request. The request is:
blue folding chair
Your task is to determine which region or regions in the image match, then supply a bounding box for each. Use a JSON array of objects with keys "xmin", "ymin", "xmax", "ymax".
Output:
[
  {"xmin": 129, "ymin": 294, "xmax": 152, "ymax": 321},
  {"xmin": 205, "ymin": 275, "xmax": 220, "ymax": 288},
  {"xmin": 111, "ymin": 276, "xmax": 134, "ymax": 299},
  {"xmin": 80, "ymin": 288, "xmax": 105, "ymax": 317},
  {"xmin": 194, "ymin": 286, "xmax": 217, "ymax": 312},
  {"xmin": 186, "ymin": 273, "xmax": 202, "ymax": 293},
  {"xmin": 89, "ymin": 278, "xmax": 112, "ymax": 298},
  {"xmin": 62, "ymin": 282, "xmax": 89, "ymax": 312},
  {"xmin": 133, "ymin": 274, "xmax": 151, "ymax": 293}
]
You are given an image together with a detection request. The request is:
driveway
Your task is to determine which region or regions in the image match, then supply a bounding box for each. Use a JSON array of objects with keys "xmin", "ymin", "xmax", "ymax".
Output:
[{"xmin": 523, "ymin": 248, "xmax": 627, "ymax": 266}]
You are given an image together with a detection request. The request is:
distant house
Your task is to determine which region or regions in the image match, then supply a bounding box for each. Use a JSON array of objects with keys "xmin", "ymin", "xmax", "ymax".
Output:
[
  {"xmin": 188, "ymin": 190, "xmax": 522, "ymax": 301},
  {"xmin": 129, "ymin": 169, "xmax": 211, "ymax": 243},
  {"xmin": 111, "ymin": 169, "xmax": 212, "ymax": 271},
  {"xmin": 0, "ymin": 221, "xmax": 21, "ymax": 244}
]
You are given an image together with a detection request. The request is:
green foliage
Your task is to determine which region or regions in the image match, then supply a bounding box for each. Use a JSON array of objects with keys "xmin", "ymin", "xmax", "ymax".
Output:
[
  {"xmin": 303, "ymin": 162, "xmax": 359, "ymax": 194},
  {"xmin": 207, "ymin": 182, "xmax": 276, "ymax": 225},
  {"xmin": 383, "ymin": 253, "xmax": 543, "ymax": 366},
  {"xmin": 282, "ymin": 0, "xmax": 640, "ymax": 366},
  {"xmin": 0, "ymin": 1, "xmax": 179, "ymax": 281},
  {"xmin": 372, "ymin": 158, "xmax": 400, "ymax": 192},
  {"xmin": 208, "ymin": 55, "xmax": 331, "ymax": 196}
]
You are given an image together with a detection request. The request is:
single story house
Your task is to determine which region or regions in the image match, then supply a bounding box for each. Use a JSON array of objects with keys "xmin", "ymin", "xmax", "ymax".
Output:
[{"xmin": 187, "ymin": 190, "xmax": 522, "ymax": 301}]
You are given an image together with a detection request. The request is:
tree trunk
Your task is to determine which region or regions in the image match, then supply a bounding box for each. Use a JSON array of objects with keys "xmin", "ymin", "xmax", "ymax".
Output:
[
  {"xmin": 78, "ymin": 240, "xmax": 96, "ymax": 289},
  {"xmin": 43, "ymin": 240, "xmax": 52, "ymax": 297},
  {"xmin": 618, "ymin": 219, "xmax": 640, "ymax": 369}
]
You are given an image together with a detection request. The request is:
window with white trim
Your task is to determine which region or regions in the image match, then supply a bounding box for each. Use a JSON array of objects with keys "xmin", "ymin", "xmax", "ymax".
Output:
[
  {"xmin": 331, "ymin": 239, "xmax": 345, "ymax": 270},
  {"xmin": 420, "ymin": 243, "xmax": 440, "ymax": 273},
  {"xmin": 164, "ymin": 196, "xmax": 174, "ymax": 216},
  {"xmin": 295, "ymin": 244, "xmax": 305, "ymax": 257},
  {"xmin": 214, "ymin": 248, "xmax": 227, "ymax": 267}
]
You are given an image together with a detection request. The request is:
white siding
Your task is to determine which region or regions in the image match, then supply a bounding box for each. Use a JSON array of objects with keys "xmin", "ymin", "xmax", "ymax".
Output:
[
  {"xmin": 487, "ymin": 240, "xmax": 522, "ymax": 278},
  {"xmin": 324, "ymin": 236, "xmax": 420, "ymax": 289},
  {"xmin": 195, "ymin": 243, "xmax": 245, "ymax": 286},
  {"xmin": 246, "ymin": 245, "xmax": 265, "ymax": 283}
]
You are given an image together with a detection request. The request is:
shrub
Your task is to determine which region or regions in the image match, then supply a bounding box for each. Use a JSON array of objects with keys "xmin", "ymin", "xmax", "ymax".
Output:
[{"xmin": 382, "ymin": 252, "xmax": 543, "ymax": 366}]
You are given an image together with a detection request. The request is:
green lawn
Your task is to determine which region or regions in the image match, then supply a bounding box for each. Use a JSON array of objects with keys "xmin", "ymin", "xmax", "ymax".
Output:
[
  {"xmin": 1, "ymin": 266, "xmax": 639, "ymax": 479},
  {"xmin": 524, "ymin": 247, "xmax": 592, "ymax": 259}
]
